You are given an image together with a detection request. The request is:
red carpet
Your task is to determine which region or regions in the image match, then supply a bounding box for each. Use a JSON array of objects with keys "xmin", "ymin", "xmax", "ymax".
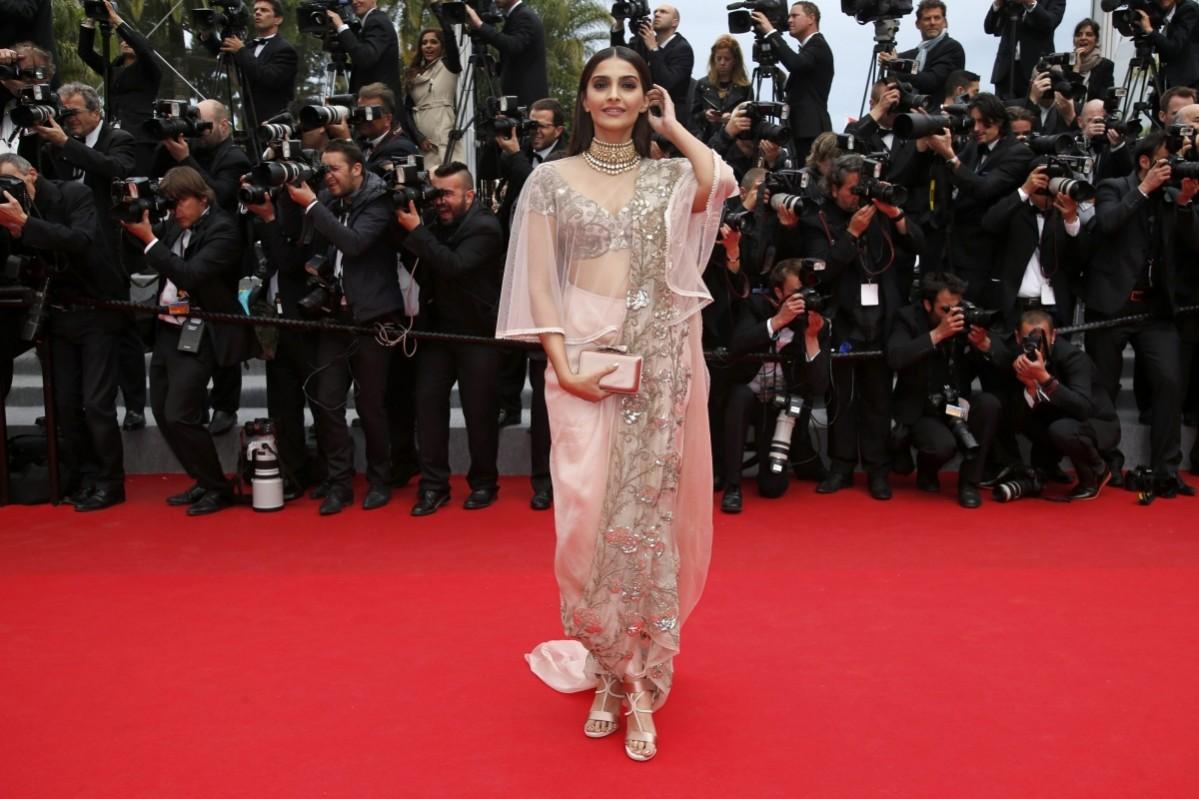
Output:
[{"xmin": 2, "ymin": 475, "xmax": 1197, "ymax": 798}]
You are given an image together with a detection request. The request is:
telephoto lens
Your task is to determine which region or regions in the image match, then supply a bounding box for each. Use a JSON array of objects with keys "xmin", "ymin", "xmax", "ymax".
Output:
[{"xmin": 993, "ymin": 470, "xmax": 1044, "ymax": 502}]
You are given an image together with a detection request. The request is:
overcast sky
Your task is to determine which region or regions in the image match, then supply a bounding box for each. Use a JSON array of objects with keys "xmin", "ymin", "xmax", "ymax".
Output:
[{"xmin": 669, "ymin": 0, "xmax": 1100, "ymax": 125}]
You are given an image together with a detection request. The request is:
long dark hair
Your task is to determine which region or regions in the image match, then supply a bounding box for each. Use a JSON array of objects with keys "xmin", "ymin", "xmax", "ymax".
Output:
[
  {"xmin": 405, "ymin": 27, "xmax": 445, "ymax": 91},
  {"xmin": 567, "ymin": 47, "xmax": 653, "ymax": 158}
]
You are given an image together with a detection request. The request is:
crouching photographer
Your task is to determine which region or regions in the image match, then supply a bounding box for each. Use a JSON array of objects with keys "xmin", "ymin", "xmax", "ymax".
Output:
[
  {"xmin": 0, "ymin": 154, "xmax": 126, "ymax": 511},
  {"xmin": 721, "ymin": 258, "xmax": 830, "ymax": 513},
  {"xmin": 393, "ymin": 160, "xmax": 505, "ymax": 516},
  {"xmin": 117, "ymin": 166, "xmax": 259, "ymax": 515},
  {"xmin": 276, "ymin": 140, "xmax": 402, "ymax": 515},
  {"xmin": 984, "ymin": 310, "xmax": 1121, "ymax": 501},
  {"xmin": 887, "ymin": 273, "xmax": 1002, "ymax": 508}
]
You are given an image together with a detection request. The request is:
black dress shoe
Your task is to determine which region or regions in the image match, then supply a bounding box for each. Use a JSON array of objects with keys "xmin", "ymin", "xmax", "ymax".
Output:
[
  {"xmin": 319, "ymin": 487, "xmax": 354, "ymax": 516},
  {"xmin": 793, "ymin": 462, "xmax": 829, "ymax": 482},
  {"xmin": 186, "ymin": 490, "xmax": 234, "ymax": 516},
  {"xmin": 1165, "ymin": 474, "xmax": 1197, "ymax": 497},
  {"xmin": 62, "ymin": 485, "xmax": 95, "ymax": 507},
  {"xmin": 720, "ymin": 485, "xmax": 743, "ymax": 514},
  {"xmin": 362, "ymin": 486, "xmax": 391, "ymax": 510},
  {"xmin": 867, "ymin": 473, "xmax": 892, "ymax": 501},
  {"xmin": 1067, "ymin": 468, "xmax": 1112, "ymax": 502},
  {"xmin": 208, "ymin": 410, "xmax": 237, "ymax": 436},
  {"xmin": 122, "ymin": 410, "xmax": 146, "ymax": 431},
  {"xmin": 411, "ymin": 490, "xmax": 450, "ymax": 516},
  {"xmin": 530, "ymin": 488, "xmax": 553, "ymax": 511},
  {"xmin": 76, "ymin": 487, "xmax": 126, "ymax": 512},
  {"xmin": 166, "ymin": 483, "xmax": 207, "ymax": 506},
  {"xmin": 309, "ymin": 481, "xmax": 332, "ymax": 500},
  {"xmin": 958, "ymin": 482, "xmax": 982, "ymax": 508},
  {"xmin": 915, "ymin": 468, "xmax": 941, "ymax": 493},
  {"xmin": 497, "ymin": 408, "xmax": 522, "ymax": 428},
  {"xmin": 816, "ymin": 471, "xmax": 853, "ymax": 494},
  {"xmin": 463, "ymin": 487, "xmax": 498, "ymax": 510}
]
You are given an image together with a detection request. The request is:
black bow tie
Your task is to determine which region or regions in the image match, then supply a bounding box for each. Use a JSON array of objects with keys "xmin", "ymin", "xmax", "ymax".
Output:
[{"xmin": 251, "ymin": 37, "xmax": 268, "ymax": 47}]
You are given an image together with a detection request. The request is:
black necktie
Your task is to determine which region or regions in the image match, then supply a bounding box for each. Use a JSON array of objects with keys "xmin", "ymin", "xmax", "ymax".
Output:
[
  {"xmin": 532, "ymin": 152, "xmax": 544, "ymax": 164},
  {"xmin": 251, "ymin": 38, "xmax": 267, "ymax": 47}
]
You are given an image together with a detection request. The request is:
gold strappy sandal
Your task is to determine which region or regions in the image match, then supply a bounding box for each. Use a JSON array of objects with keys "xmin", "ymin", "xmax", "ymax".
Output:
[
  {"xmin": 583, "ymin": 674, "xmax": 624, "ymax": 739},
  {"xmin": 623, "ymin": 679, "xmax": 658, "ymax": 762}
]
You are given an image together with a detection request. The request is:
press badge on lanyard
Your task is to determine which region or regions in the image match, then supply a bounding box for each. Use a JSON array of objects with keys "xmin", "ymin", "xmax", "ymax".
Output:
[{"xmin": 861, "ymin": 283, "xmax": 880, "ymax": 306}]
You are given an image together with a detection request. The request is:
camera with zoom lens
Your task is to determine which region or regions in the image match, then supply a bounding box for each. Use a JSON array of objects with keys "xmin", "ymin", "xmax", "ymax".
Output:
[
  {"xmin": 479, "ymin": 95, "xmax": 536, "ymax": 137},
  {"xmin": 144, "ymin": 100, "xmax": 213, "ymax": 140},
  {"xmin": 1022, "ymin": 328, "xmax": 1045, "ymax": 362},
  {"xmin": 1102, "ymin": 0, "xmax": 1161, "ymax": 38},
  {"xmin": 378, "ymin": 154, "xmax": 447, "ymax": 210},
  {"xmin": 993, "ymin": 466, "xmax": 1044, "ymax": 502},
  {"xmin": 737, "ymin": 101, "xmax": 791, "ymax": 145},
  {"xmin": 893, "ymin": 106, "xmax": 971, "ymax": 138},
  {"xmin": 238, "ymin": 160, "xmax": 327, "ymax": 205},
  {"xmin": 296, "ymin": 0, "xmax": 352, "ymax": 34},
  {"xmin": 949, "ymin": 300, "xmax": 1000, "ymax": 329},
  {"xmin": 764, "ymin": 169, "xmax": 812, "ymax": 214},
  {"xmin": 613, "ymin": 0, "xmax": 651, "ymax": 20},
  {"xmin": 81, "ymin": 0, "xmax": 111, "ymax": 23},
  {"xmin": 0, "ymin": 63, "xmax": 46, "ymax": 82},
  {"xmin": 1165, "ymin": 154, "xmax": 1199, "ymax": 185},
  {"xmin": 442, "ymin": 0, "xmax": 502, "ymax": 26},
  {"xmin": 298, "ymin": 94, "xmax": 354, "ymax": 131},
  {"xmin": 1038, "ymin": 158, "xmax": 1095, "ymax": 201},
  {"xmin": 927, "ymin": 385, "xmax": 979, "ymax": 456},
  {"xmin": 880, "ymin": 77, "xmax": 930, "ymax": 114},
  {"xmin": 841, "ymin": 0, "xmax": 913, "ymax": 24},
  {"xmin": 296, "ymin": 253, "xmax": 343, "ymax": 318},
  {"xmin": 721, "ymin": 206, "xmax": 750, "ymax": 232},
  {"xmin": 767, "ymin": 393, "xmax": 805, "ymax": 475},
  {"xmin": 110, "ymin": 177, "xmax": 176, "ymax": 223},
  {"xmin": 1166, "ymin": 123, "xmax": 1196, "ymax": 156},
  {"xmin": 9, "ymin": 85, "xmax": 76, "ymax": 129},
  {"xmin": 852, "ymin": 156, "xmax": 908, "ymax": 206},
  {"xmin": 191, "ymin": 0, "xmax": 249, "ymax": 38},
  {"xmin": 727, "ymin": 0, "xmax": 787, "ymax": 34}
]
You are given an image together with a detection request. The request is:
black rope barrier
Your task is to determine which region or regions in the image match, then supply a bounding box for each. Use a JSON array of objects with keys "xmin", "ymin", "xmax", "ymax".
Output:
[{"xmin": 66, "ymin": 297, "xmax": 1199, "ymax": 365}]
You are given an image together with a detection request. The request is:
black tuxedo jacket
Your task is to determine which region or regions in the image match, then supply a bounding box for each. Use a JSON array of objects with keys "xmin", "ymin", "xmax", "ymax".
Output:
[
  {"xmin": 1148, "ymin": 0, "xmax": 1199, "ymax": 89},
  {"xmin": 1082, "ymin": 173, "xmax": 1199, "ymax": 316},
  {"xmin": 980, "ymin": 189, "xmax": 1088, "ymax": 327},
  {"xmin": 989, "ymin": 335, "xmax": 1117, "ymax": 424},
  {"xmin": 843, "ymin": 115, "xmax": 923, "ymax": 211},
  {"xmin": 363, "ymin": 129, "xmax": 420, "ymax": 172},
  {"xmin": 701, "ymin": 250, "xmax": 750, "ymax": 352},
  {"xmin": 77, "ymin": 22, "xmax": 162, "ymax": 142},
  {"xmin": 1083, "ymin": 58, "xmax": 1115, "ymax": 101},
  {"xmin": 21, "ymin": 177, "xmax": 122, "ymax": 301},
  {"xmin": 612, "ymin": 28, "xmax": 695, "ymax": 119},
  {"xmin": 496, "ymin": 137, "xmax": 567, "ymax": 233},
  {"xmin": 1018, "ymin": 98, "xmax": 1075, "ymax": 136},
  {"xmin": 476, "ymin": 2, "xmax": 549, "ymax": 107},
  {"xmin": 728, "ymin": 292, "xmax": 830, "ymax": 396},
  {"xmin": 399, "ymin": 201, "xmax": 505, "ymax": 337},
  {"xmin": 945, "ymin": 135, "xmax": 1034, "ymax": 281},
  {"xmin": 765, "ymin": 30, "xmax": 833, "ymax": 139},
  {"xmin": 143, "ymin": 208, "xmax": 258, "ymax": 367},
  {"xmin": 340, "ymin": 8, "xmax": 403, "ymax": 99},
  {"xmin": 984, "ymin": 0, "xmax": 1066, "ymax": 96},
  {"xmin": 38, "ymin": 124, "xmax": 137, "ymax": 269},
  {"xmin": 151, "ymin": 136, "xmax": 253, "ymax": 214},
  {"xmin": 231, "ymin": 34, "xmax": 299, "ymax": 126},
  {"xmin": 897, "ymin": 35, "xmax": 966, "ymax": 100},
  {"xmin": 886, "ymin": 303, "xmax": 980, "ymax": 425}
]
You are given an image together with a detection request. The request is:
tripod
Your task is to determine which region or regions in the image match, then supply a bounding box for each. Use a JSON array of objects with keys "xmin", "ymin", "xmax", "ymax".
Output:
[
  {"xmin": 1119, "ymin": 41, "xmax": 1160, "ymax": 130},
  {"xmin": 321, "ymin": 33, "xmax": 353, "ymax": 98},
  {"xmin": 749, "ymin": 52, "xmax": 786, "ymax": 104},
  {"xmin": 446, "ymin": 30, "xmax": 502, "ymax": 188},
  {"xmin": 857, "ymin": 19, "xmax": 900, "ymax": 119}
]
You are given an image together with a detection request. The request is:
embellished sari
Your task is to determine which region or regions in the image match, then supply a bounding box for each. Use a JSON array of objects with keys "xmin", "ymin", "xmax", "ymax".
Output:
[{"xmin": 496, "ymin": 151, "xmax": 736, "ymax": 706}]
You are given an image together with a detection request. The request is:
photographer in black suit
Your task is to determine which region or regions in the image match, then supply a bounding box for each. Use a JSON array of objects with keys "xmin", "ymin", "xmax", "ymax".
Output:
[
  {"xmin": 209, "ymin": 0, "xmax": 298, "ymax": 129},
  {"xmin": 1076, "ymin": 99, "xmax": 1134, "ymax": 183},
  {"xmin": 984, "ymin": 310, "xmax": 1121, "ymax": 500},
  {"xmin": 878, "ymin": 0, "xmax": 965, "ymax": 102},
  {"xmin": 277, "ymin": 140, "xmax": 402, "ymax": 515},
  {"xmin": 752, "ymin": 2, "xmax": 833, "ymax": 165},
  {"xmin": 352, "ymin": 82, "xmax": 419, "ymax": 169},
  {"xmin": 1081, "ymin": 131, "xmax": 1199, "ymax": 488},
  {"xmin": 118, "ymin": 166, "xmax": 258, "ymax": 516},
  {"xmin": 887, "ymin": 273, "xmax": 1002, "ymax": 508},
  {"xmin": 77, "ymin": 1, "xmax": 161, "ymax": 172},
  {"xmin": 984, "ymin": 0, "xmax": 1066, "ymax": 100},
  {"xmin": 0, "ymin": 153, "xmax": 126, "ymax": 510},
  {"xmin": 801, "ymin": 154, "xmax": 923, "ymax": 500},
  {"xmin": 924, "ymin": 93, "xmax": 1034, "ymax": 305},
  {"xmin": 721, "ymin": 259, "xmax": 829, "ymax": 513},
  {"xmin": 394, "ymin": 162, "xmax": 505, "ymax": 516},
  {"xmin": 328, "ymin": 0, "xmax": 402, "ymax": 99},
  {"xmin": 980, "ymin": 160, "xmax": 1089, "ymax": 329},
  {"xmin": 610, "ymin": 4, "xmax": 694, "ymax": 121},
  {"xmin": 150, "ymin": 99, "xmax": 252, "ymax": 214},
  {"xmin": 1134, "ymin": 0, "xmax": 1199, "ymax": 90},
  {"xmin": 466, "ymin": 0, "xmax": 549, "ymax": 107}
]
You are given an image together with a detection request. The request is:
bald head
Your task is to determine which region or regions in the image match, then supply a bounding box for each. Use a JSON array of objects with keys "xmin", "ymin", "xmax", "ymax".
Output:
[
  {"xmin": 196, "ymin": 99, "xmax": 230, "ymax": 147},
  {"xmin": 1174, "ymin": 104, "xmax": 1199, "ymax": 126},
  {"xmin": 653, "ymin": 4, "xmax": 679, "ymax": 34}
]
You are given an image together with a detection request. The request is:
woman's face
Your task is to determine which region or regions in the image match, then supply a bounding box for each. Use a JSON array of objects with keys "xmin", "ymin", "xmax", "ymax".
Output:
[
  {"xmin": 582, "ymin": 57, "xmax": 648, "ymax": 140},
  {"xmin": 421, "ymin": 32, "xmax": 442, "ymax": 62},
  {"xmin": 714, "ymin": 48, "xmax": 734, "ymax": 81},
  {"xmin": 1074, "ymin": 25, "xmax": 1097, "ymax": 55}
]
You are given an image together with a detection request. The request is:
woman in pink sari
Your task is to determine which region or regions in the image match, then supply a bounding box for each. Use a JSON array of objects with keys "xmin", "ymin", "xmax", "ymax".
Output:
[{"xmin": 496, "ymin": 47, "xmax": 736, "ymax": 762}]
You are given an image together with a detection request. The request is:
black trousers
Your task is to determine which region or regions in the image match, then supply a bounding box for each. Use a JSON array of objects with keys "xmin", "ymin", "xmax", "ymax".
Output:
[
  {"xmin": 386, "ymin": 346, "xmax": 420, "ymax": 479},
  {"xmin": 529, "ymin": 355, "xmax": 551, "ymax": 493},
  {"xmin": 723, "ymin": 384, "xmax": 821, "ymax": 498},
  {"xmin": 265, "ymin": 330, "xmax": 317, "ymax": 487},
  {"xmin": 416, "ymin": 342, "xmax": 501, "ymax": 494},
  {"xmin": 910, "ymin": 392, "xmax": 1002, "ymax": 486},
  {"xmin": 312, "ymin": 328, "xmax": 393, "ymax": 492},
  {"xmin": 150, "ymin": 323, "xmax": 228, "ymax": 492},
  {"xmin": 497, "ymin": 349, "xmax": 526, "ymax": 416},
  {"xmin": 1023, "ymin": 414, "xmax": 1122, "ymax": 485},
  {"xmin": 828, "ymin": 356, "xmax": 893, "ymax": 476},
  {"xmin": 1085, "ymin": 315, "xmax": 1182, "ymax": 473},
  {"xmin": 50, "ymin": 310, "xmax": 125, "ymax": 491},
  {"xmin": 208, "ymin": 363, "xmax": 242, "ymax": 415},
  {"xmin": 116, "ymin": 319, "xmax": 147, "ymax": 414}
]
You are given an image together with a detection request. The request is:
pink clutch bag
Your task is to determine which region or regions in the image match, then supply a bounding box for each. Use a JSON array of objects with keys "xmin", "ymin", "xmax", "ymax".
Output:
[{"xmin": 579, "ymin": 348, "xmax": 643, "ymax": 395}]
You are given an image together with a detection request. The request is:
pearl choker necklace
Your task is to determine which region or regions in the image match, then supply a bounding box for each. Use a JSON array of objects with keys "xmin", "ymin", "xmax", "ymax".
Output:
[{"xmin": 583, "ymin": 138, "xmax": 639, "ymax": 175}]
